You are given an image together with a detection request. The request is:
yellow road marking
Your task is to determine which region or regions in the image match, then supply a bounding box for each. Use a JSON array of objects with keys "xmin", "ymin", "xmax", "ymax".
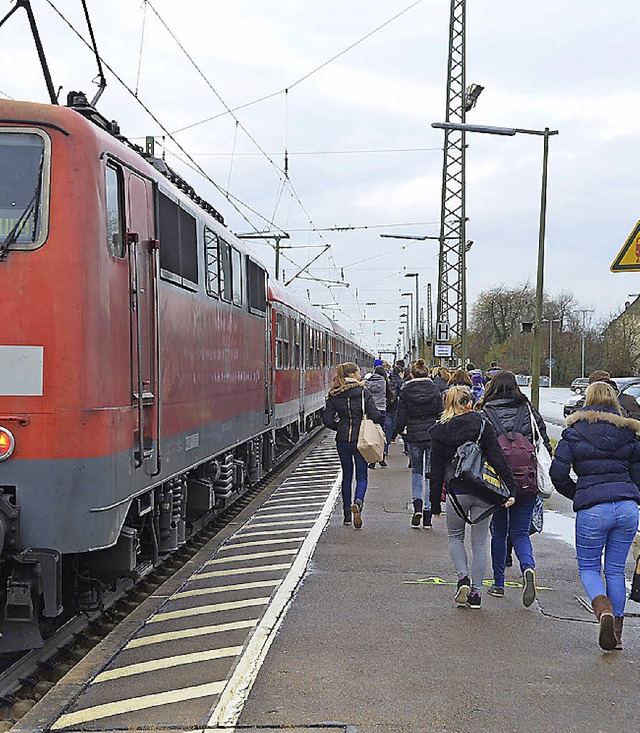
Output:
[
  {"xmin": 93, "ymin": 646, "xmax": 243, "ymax": 683},
  {"xmin": 174, "ymin": 579, "xmax": 281, "ymax": 599},
  {"xmin": 237, "ymin": 528, "xmax": 312, "ymax": 538},
  {"xmin": 149, "ymin": 597, "xmax": 270, "ymax": 623},
  {"xmin": 197, "ymin": 563, "xmax": 290, "ymax": 579},
  {"xmin": 126, "ymin": 619, "xmax": 257, "ymax": 649},
  {"xmin": 206, "ymin": 549, "xmax": 298, "ymax": 565},
  {"xmin": 51, "ymin": 681, "xmax": 226, "ymax": 729},
  {"xmin": 245, "ymin": 519, "xmax": 313, "ymax": 528},
  {"xmin": 403, "ymin": 576, "xmax": 554, "ymax": 590}
]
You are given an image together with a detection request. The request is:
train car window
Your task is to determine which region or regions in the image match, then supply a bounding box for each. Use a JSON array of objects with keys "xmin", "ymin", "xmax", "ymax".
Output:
[
  {"xmin": 231, "ymin": 247, "xmax": 243, "ymax": 306},
  {"xmin": 283, "ymin": 317, "xmax": 290, "ymax": 369},
  {"xmin": 247, "ymin": 259, "xmax": 267, "ymax": 314},
  {"xmin": 295, "ymin": 321, "xmax": 301, "ymax": 366},
  {"xmin": 180, "ymin": 208, "xmax": 198, "ymax": 285},
  {"xmin": 158, "ymin": 192, "xmax": 199, "ymax": 286},
  {"xmin": 219, "ymin": 239, "xmax": 232, "ymax": 301},
  {"xmin": 276, "ymin": 312, "xmax": 284, "ymax": 369},
  {"xmin": 204, "ymin": 227, "xmax": 219, "ymax": 297},
  {"xmin": 105, "ymin": 164, "xmax": 125, "ymax": 258},
  {"xmin": 0, "ymin": 130, "xmax": 50, "ymax": 252}
]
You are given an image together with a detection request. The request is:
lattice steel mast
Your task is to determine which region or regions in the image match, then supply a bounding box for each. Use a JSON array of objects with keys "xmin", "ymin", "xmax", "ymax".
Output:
[{"xmin": 436, "ymin": 0, "xmax": 467, "ymax": 364}]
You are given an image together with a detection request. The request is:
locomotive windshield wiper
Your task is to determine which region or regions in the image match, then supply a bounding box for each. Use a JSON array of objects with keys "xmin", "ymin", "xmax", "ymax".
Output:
[{"xmin": 0, "ymin": 153, "xmax": 44, "ymax": 262}]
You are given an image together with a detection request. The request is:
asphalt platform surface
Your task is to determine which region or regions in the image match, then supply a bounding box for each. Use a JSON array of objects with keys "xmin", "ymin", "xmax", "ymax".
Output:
[{"xmin": 239, "ymin": 440, "xmax": 640, "ymax": 733}]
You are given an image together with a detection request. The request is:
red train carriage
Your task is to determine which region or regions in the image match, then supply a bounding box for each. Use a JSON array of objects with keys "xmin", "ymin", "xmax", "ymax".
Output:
[{"xmin": 0, "ymin": 97, "xmax": 372, "ymax": 651}]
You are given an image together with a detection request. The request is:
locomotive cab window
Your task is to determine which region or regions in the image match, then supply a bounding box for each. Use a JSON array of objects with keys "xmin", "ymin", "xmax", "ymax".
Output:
[
  {"xmin": 158, "ymin": 192, "xmax": 199, "ymax": 288},
  {"xmin": 105, "ymin": 164, "xmax": 125, "ymax": 258},
  {"xmin": 219, "ymin": 239, "xmax": 232, "ymax": 301},
  {"xmin": 0, "ymin": 129, "xmax": 51, "ymax": 252},
  {"xmin": 231, "ymin": 247, "xmax": 243, "ymax": 306},
  {"xmin": 247, "ymin": 258, "xmax": 267, "ymax": 315}
]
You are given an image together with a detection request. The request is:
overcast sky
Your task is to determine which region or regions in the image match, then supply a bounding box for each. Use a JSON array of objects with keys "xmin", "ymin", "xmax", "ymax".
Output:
[{"xmin": 2, "ymin": 0, "xmax": 639, "ymax": 353}]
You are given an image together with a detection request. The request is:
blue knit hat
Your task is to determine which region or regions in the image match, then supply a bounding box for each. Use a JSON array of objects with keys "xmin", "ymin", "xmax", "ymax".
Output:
[{"xmin": 373, "ymin": 358, "xmax": 384, "ymax": 367}]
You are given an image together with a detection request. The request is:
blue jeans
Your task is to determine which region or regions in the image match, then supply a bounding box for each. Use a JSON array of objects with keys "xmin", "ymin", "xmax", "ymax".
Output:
[
  {"xmin": 336, "ymin": 442, "xmax": 368, "ymax": 519},
  {"xmin": 575, "ymin": 500, "xmax": 639, "ymax": 616},
  {"xmin": 383, "ymin": 412, "xmax": 394, "ymax": 453},
  {"xmin": 407, "ymin": 441, "xmax": 431, "ymax": 511},
  {"xmin": 490, "ymin": 492, "xmax": 537, "ymax": 587}
]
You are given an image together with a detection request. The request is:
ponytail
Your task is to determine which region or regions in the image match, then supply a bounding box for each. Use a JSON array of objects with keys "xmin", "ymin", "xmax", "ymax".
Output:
[
  {"xmin": 329, "ymin": 362, "xmax": 360, "ymax": 396},
  {"xmin": 440, "ymin": 385, "xmax": 472, "ymax": 423}
]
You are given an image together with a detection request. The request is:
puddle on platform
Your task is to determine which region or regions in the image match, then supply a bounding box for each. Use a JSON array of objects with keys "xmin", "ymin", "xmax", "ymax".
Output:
[{"xmin": 542, "ymin": 509, "xmax": 575, "ymax": 547}]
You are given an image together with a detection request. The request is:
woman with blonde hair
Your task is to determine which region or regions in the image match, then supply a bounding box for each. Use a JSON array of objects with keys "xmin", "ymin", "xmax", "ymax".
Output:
[
  {"xmin": 429, "ymin": 386, "xmax": 518, "ymax": 608},
  {"xmin": 551, "ymin": 381, "xmax": 640, "ymax": 650},
  {"xmin": 322, "ymin": 363, "xmax": 384, "ymax": 528}
]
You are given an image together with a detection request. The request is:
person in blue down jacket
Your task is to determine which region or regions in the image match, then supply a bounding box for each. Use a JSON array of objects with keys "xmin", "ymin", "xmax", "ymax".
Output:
[
  {"xmin": 550, "ymin": 381, "xmax": 640, "ymax": 651},
  {"xmin": 322, "ymin": 362, "xmax": 384, "ymax": 529},
  {"xmin": 394, "ymin": 358, "xmax": 443, "ymax": 528}
]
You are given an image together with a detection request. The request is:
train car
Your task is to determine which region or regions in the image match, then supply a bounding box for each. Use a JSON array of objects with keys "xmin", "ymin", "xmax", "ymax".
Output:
[{"xmin": 0, "ymin": 95, "xmax": 372, "ymax": 651}]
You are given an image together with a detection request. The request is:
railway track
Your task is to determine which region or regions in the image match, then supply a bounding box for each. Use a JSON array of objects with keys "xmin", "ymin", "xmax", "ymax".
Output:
[{"xmin": 0, "ymin": 428, "xmax": 326, "ymax": 729}]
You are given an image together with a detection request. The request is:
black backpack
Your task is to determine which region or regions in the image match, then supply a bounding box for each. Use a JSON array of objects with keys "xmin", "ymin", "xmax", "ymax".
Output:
[{"xmin": 483, "ymin": 405, "xmax": 537, "ymax": 493}]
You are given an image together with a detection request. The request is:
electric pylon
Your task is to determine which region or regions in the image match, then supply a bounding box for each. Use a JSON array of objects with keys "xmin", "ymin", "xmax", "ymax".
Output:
[{"xmin": 436, "ymin": 0, "xmax": 467, "ymax": 365}]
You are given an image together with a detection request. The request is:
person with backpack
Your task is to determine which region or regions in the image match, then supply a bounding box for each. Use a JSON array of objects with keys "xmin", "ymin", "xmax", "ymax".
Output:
[
  {"xmin": 322, "ymin": 362, "xmax": 384, "ymax": 528},
  {"xmin": 550, "ymin": 381, "xmax": 640, "ymax": 650},
  {"xmin": 429, "ymin": 386, "xmax": 518, "ymax": 609},
  {"xmin": 478, "ymin": 370, "xmax": 552, "ymax": 606},
  {"xmin": 394, "ymin": 358, "xmax": 443, "ymax": 528},
  {"xmin": 364, "ymin": 365, "xmax": 396, "ymax": 467}
]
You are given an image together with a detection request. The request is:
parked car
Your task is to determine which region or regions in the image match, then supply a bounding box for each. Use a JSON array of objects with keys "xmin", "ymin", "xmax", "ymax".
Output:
[
  {"xmin": 516, "ymin": 374, "xmax": 531, "ymax": 386},
  {"xmin": 540, "ymin": 375, "xmax": 550, "ymax": 387},
  {"xmin": 563, "ymin": 377, "xmax": 640, "ymax": 418},
  {"xmin": 570, "ymin": 378, "xmax": 589, "ymax": 394}
]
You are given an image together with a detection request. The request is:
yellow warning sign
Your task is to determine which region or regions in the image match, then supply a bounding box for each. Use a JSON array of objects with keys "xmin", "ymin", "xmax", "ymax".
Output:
[{"xmin": 611, "ymin": 221, "xmax": 640, "ymax": 272}]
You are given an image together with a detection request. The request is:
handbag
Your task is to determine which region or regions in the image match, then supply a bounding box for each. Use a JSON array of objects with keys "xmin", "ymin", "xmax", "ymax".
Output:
[
  {"xmin": 357, "ymin": 390, "xmax": 386, "ymax": 463},
  {"xmin": 444, "ymin": 419, "xmax": 511, "ymax": 525},
  {"xmin": 529, "ymin": 408, "xmax": 554, "ymax": 499}
]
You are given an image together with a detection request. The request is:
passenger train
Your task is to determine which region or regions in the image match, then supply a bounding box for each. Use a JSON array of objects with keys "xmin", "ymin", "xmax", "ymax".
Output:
[{"xmin": 0, "ymin": 95, "xmax": 372, "ymax": 651}]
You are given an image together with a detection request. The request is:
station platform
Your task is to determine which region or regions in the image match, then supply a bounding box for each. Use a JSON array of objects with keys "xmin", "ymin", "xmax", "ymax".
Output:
[{"xmin": 16, "ymin": 435, "xmax": 640, "ymax": 733}]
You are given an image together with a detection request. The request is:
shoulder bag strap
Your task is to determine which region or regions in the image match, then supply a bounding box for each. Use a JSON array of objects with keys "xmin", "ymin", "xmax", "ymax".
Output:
[
  {"xmin": 528, "ymin": 406, "xmax": 541, "ymax": 445},
  {"xmin": 482, "ymin": 407, "xmax": 505, "ymax": 437},
  {"xmin": 513, "ymin": 404, "xmax": 527, "ymax": 435},
  {"xmin": 361, "ymin": 387, "xmax": 366, "ymax": 418}
]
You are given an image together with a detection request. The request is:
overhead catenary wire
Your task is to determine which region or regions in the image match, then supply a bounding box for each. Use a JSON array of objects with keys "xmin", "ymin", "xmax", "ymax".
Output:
[
  {"xmin": 170, "ymin": 0, "xmax": 426, "ymax": 136},
  {"xmin": 134, "ymin": 0, "xmax": 148, "ymax": 97}
]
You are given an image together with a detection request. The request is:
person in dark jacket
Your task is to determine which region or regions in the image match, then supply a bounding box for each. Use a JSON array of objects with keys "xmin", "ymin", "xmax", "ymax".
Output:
[
  {"xmin": 429, "ymin": 366, "xmax": 450, "ymax": 394},
  {"xmin": 394, "ymin": 359, "xmax": 443, "ymax": 528},
  {"xmin": 550, "ymin": 381, "xmax": 640, "ymax": 650},
  {"xmin": 322, "ymin": 362, "xmax": 384, "ymax": 528},
  {"xmin": 478, "ymin": 370, "xmax": 552, "ymax": 606},
  {"xmin": 430, "ymin": 386, "xmax": 518, "ymax": 609},
  {"xmin": 364, "ymin": 366, "xmax": 395, "ymax": 467}
]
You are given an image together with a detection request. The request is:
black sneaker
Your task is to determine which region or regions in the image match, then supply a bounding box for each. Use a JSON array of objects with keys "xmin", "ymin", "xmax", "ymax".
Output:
[
  {"xmin": 466, "ymin": 592, "xmax": 482, "ymax": 609},
  {"xmin": 488, "ymin": 584, "xmax": 505, "ymax": 598},
  {"xmin": 379, "ymin": 459, "xmax": 388, "ymax": 467},
  {"xmin": 368, "ymin": 463, "xmax": 376, "ymax": 469},
  {"xmin": 522, "ymin": 568, "xmax": 537, "ymax": 607},
  {"xmin": 351, "ymin": 499, "xmax": 363, "ymax": 529},
  {"xmin": 423, "ymin": 510, "xmax": 432, "ymax": 529},
  {"xmin": 505, "ymin": 553, "xmax": 513, "ymax": 567},
  {"xmin": 411, "ymin": 511, "xmax": 422, "ymax": 527},
  {"xmin": 343, "ymin": 517, "xmax": 352, "ymax": 525},
  {"xmin": 454, "ymin": 576, "xmax": 470, "ymax": 605}
]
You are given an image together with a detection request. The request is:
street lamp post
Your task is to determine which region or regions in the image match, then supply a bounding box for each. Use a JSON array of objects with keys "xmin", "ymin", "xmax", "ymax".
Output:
[
  {"xmin": 401, "ymin": 292, "xmax": 415, "ymax": 360},
  {"xmin": 405, "ymin": 273, "xmax": 420, "ymax": 359},
  {"xmin": 431, "ymin": 121, "xmax": 558, "ymax": 410}
]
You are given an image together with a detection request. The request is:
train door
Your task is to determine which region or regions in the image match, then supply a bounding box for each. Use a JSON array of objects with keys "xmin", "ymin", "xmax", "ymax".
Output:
[
  {"xmin": 127, "ymin": 173, "xmax": 160, "ymax": 474},
  {"xmin": 299, "ymin": 321, "xmax": 306, "ymax": 431},
  {"xmin": 264, "ymin": 301, "xmax": 272, "ymax": 425}
]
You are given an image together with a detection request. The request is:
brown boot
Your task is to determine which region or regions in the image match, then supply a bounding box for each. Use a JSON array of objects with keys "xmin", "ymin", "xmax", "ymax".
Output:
[
  {"xmin": 614, "ymin": 616, "xmax": 624, "ymax": 650},
  {"xmin": 592, "ymin": 595, "xmax": 616, "ymax": 650}
]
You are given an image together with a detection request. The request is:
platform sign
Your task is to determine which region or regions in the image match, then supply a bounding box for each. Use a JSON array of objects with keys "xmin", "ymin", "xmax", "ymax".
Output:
[
  {"xmin": 611, "ymin": 221, "xmax": 640, "ymax": 272},
  {"xmin": 434, "ymin": 343, "xmax": 453, "ymax": 358},
  {"xmin": 435, "ymin": 321, "xmax": 450, "ymax": 342}
]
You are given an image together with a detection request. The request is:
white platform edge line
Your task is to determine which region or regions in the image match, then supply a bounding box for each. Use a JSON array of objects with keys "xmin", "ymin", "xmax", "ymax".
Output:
[{"xmin": 207, "ymin": 471, "xmax": 340, "ymax": 727}]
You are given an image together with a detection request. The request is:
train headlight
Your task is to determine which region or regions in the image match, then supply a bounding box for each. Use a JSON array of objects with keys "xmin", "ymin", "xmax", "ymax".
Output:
[{"xmin": 0, "ymin": 427, "xmax": 15, "ymax": 461}]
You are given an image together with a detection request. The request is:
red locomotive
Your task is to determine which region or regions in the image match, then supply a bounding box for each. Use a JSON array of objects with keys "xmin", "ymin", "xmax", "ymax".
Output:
[{"xmin": 0, "ymin": 96, "xmax": 371, "ymax": 651}]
